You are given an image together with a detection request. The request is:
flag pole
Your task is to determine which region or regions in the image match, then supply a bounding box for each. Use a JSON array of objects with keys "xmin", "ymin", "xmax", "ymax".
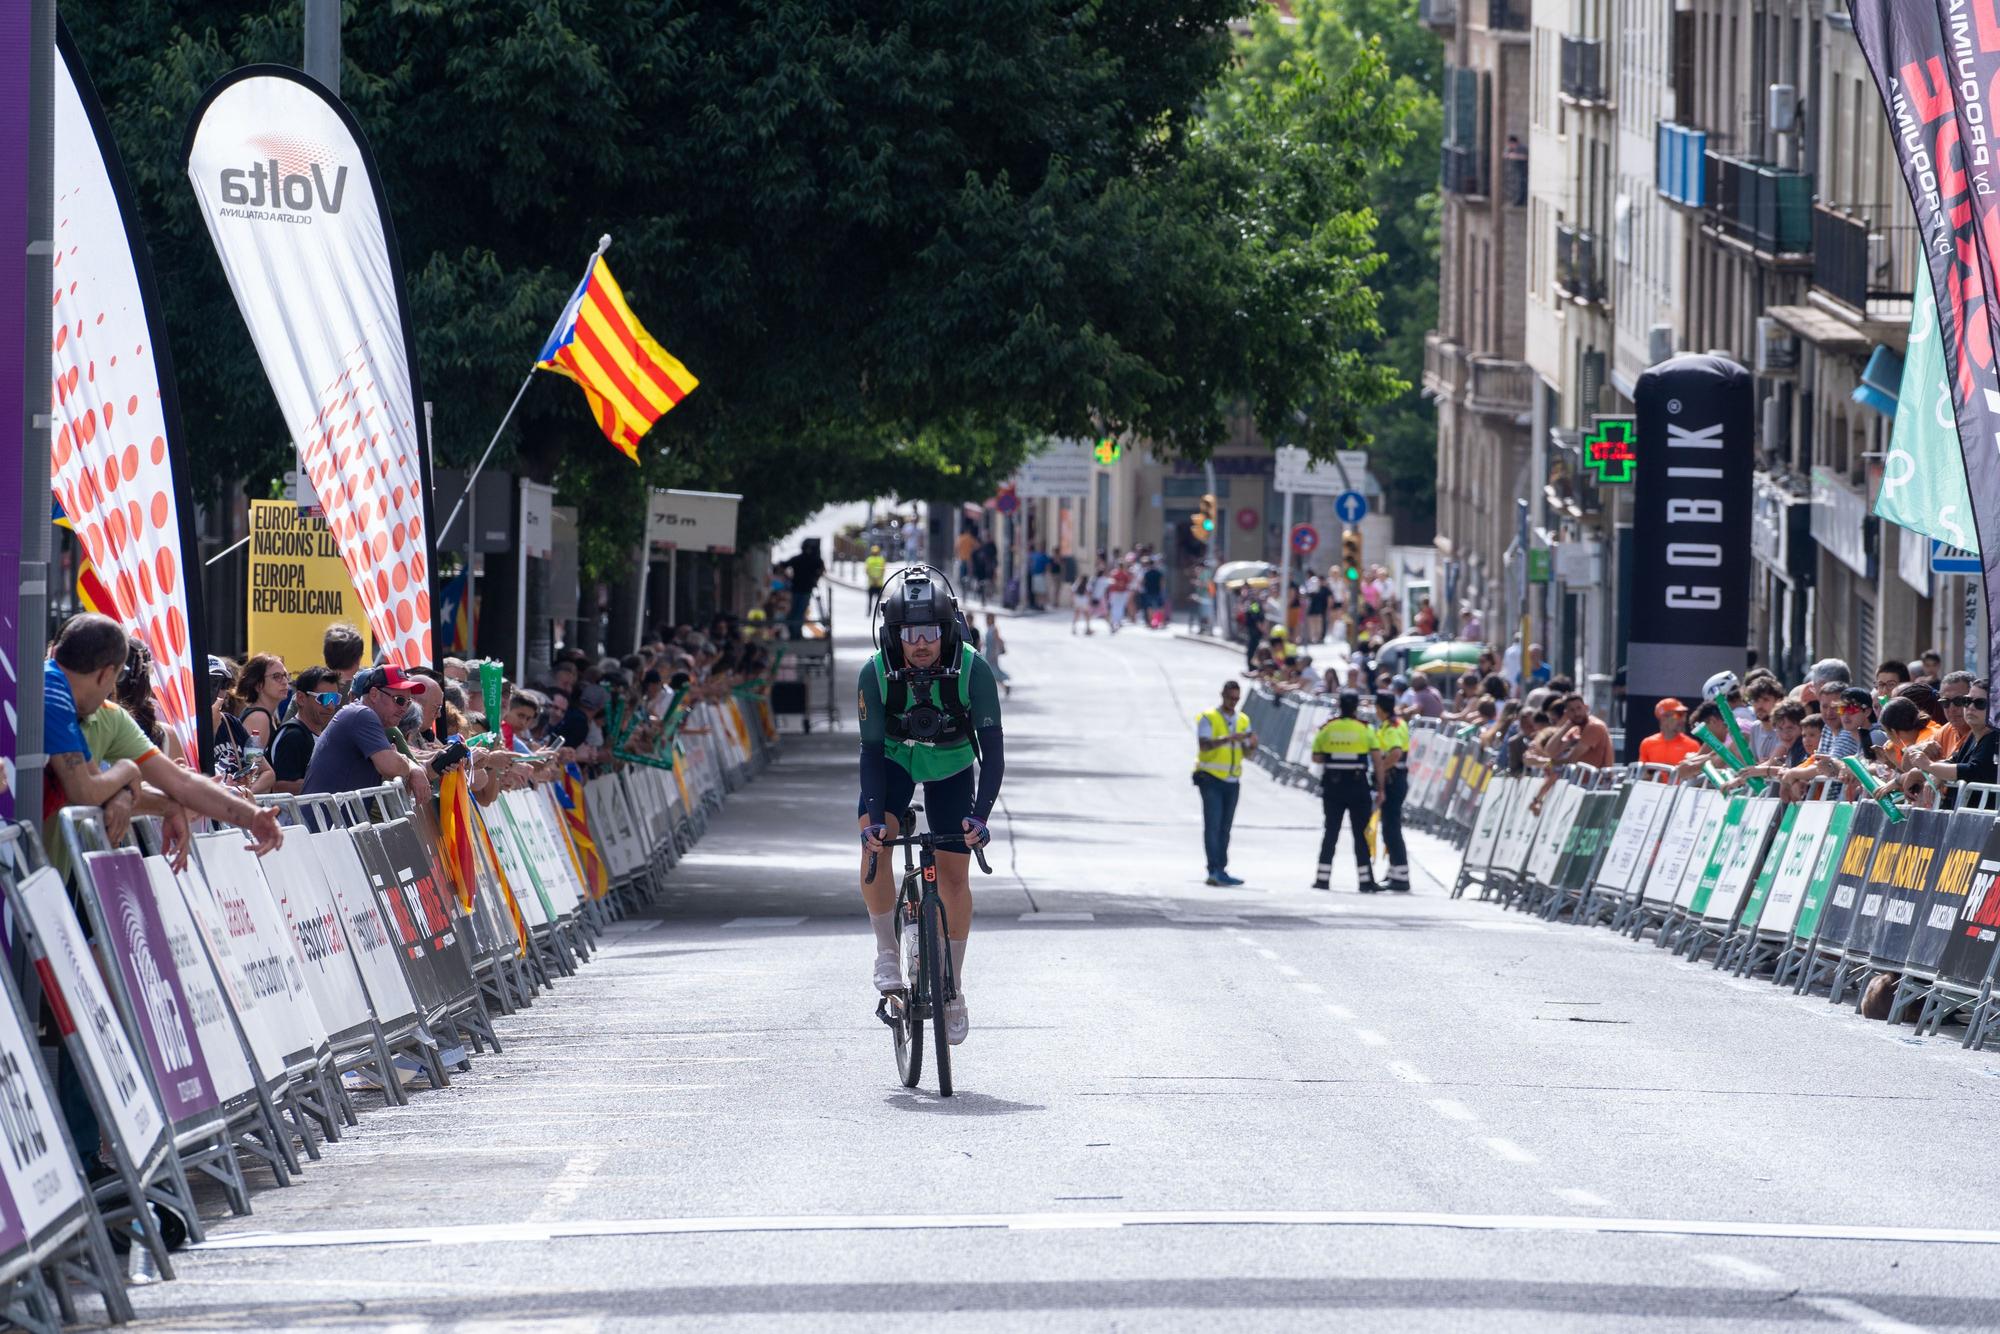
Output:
[{"xmin": 437, "ymin": 233, "xmax": 612, "ymax": 540}]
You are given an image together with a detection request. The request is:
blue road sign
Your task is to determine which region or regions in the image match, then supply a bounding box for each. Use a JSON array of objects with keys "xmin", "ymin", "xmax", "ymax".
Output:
[
  {"xmin": 1932, "ymin": 539, "xmax": 1982, "ymax": 575},
  {"xmin": 1334, "ymin": 490, "xmax": 1368, "ymax": 525}
]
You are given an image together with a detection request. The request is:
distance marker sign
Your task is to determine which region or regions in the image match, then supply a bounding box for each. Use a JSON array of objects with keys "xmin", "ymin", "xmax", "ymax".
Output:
[{"xmin": 246, "ymin": 499, "xmax": 373, "ymax": 674}]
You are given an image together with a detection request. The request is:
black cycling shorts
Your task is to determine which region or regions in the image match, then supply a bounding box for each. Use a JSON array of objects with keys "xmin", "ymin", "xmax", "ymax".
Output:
[{"xmin": 859, "ymin": 764, "xmax": 975, "ymax": 854}]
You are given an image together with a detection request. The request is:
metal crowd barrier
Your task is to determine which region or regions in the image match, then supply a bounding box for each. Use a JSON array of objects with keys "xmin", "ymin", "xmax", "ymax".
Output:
[
  {"xmin": 1402, "ymin": 745, "xmax": 2000, "ymax": 1060},
  {"xmin": 0, "ymin": 714, "xmax": 775, "ymax": 1331}
]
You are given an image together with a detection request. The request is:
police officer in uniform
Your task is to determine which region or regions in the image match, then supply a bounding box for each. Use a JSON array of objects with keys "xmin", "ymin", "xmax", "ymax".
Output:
[
  {"xmin": 1372, "ymin": 690, "xmax": 1412, "ymax": 891},
  {"xmin": 1311, "ymin": 690, "xmax": 1378, "ymax": 892}
]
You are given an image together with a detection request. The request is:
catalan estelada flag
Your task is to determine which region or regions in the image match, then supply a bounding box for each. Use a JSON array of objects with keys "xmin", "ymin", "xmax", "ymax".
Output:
[
  {"xmin": 439, "ymin": 565, "xmax": 475, "ymax": 655},
  {"xmin": 52, "ymin": 497, "xmax": 113, "ymax": 614},
  {"xmin": 536, "ymin": 257, "xmax": 697, "ymax": 462}
]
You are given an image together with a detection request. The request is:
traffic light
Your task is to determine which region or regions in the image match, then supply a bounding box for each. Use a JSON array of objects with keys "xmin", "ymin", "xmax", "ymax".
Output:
[
  {"xmin": 1188, "ymin": 492, "xmax": 1218, "ymax": 546},
  {"xmin": 1094, "ymin": 435, "xmax": 1122, "ymax": 466},
  {"xmin": 1341, "ymin": 527, "xmax": 1362, "ymax": 582}
]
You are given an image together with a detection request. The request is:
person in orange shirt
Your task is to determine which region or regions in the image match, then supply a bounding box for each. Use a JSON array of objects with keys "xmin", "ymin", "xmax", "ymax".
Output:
[{"xmin": 1637, "ymin": 698, "xmax": 1700, "ymax": 767}]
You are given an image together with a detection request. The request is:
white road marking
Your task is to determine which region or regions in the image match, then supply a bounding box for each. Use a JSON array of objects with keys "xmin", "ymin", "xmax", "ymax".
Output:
[
  {"xmin": 1551, "ymin": 1188, "xmax": 1610, "ymax": 1209},
  {"xmin": 1428, "ymin": 1098, "xmax": 1478, "ymax": 1124},
  {"xmin": 1256, "ymin": 948, "xmax": 1280, "ymax": 959},
  {"xmin": 1018, "ymin": 912, "xmax": 1094, "ymax": 922},
  {"xmin": 1292, "ymin": 982, "xmax": 1324, "ymax": 995},
  {"xmin": 1696, "ymin": 1254, "xmax": 1782, "ymax": 1283},
  {"xmin": 1385, "ymin": 1061, "xmax": 1429, "ymax": 1084},
  {"xmin": 1483, "ymin": 1137, "xmax": 1538, "ymax": 1164},
  {"xmin": 1169, "ymin": 913, "xmax": 1246, "ymax": 924},
  {"xmin": 1324, "ymin": 1003, "xmax": 1356, "ymax": 1021},
  {"xmin": 1353, "ymin": 1028, "xmax": 1389, "ymax": 1048},
  {"xmin": 528, "ymin": 1150, "xmax": 608, "ymax": 1224},
  {"xmin": 1802, "ymin": 1297, "xmax": 1930, "ymax": 1334},
  {"xmin": 192, "ymin": 1209, "xmax": 2000, "ymax": 1252},
  {"xmin": 1276, "ymin": 964, "xmax": 1302, "ymax": 977},
  {"xmin": 720, "ymin": 916, "xmax": 807, "ymax": 928}
]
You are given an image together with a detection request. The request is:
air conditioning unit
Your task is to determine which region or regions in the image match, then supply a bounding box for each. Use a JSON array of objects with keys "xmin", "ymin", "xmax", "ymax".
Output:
[
  {"xmin": 1755, "ymin": 316, "xmax": 1799, "ymax": 374},
  {"xmin": 1768, "ymin": 83, "xmax": 1798, "ymax": 134},
  {"xmin": 1647, "ymin": 323, "xmax": 1675, "ymax": 365}
]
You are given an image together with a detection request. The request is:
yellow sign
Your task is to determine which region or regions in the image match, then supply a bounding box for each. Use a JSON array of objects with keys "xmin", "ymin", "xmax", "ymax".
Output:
[{"xmin": 246, "ymin": 499, "xmax": 372, "ymax": 673}]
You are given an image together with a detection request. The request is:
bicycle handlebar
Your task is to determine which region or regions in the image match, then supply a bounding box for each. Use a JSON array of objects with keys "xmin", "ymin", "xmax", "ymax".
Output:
[{"xmin": 866, "ymin": 833, "xmax": 993, "ymax": 881}]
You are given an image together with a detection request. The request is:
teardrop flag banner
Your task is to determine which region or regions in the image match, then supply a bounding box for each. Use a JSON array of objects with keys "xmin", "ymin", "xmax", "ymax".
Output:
[
  {"xmin": 52, "ymin": 24, "xmax": 209, "ymax": 766},
  {"xmin": 183, "ymin": 66, "xmax": 436, "ymax": 667}
]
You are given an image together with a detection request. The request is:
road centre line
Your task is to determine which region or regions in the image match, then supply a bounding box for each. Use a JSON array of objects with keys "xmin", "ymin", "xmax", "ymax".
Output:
[
  {"xmin": 1385, "ymin": 1061, "xmax": 1429, "ymax": 1084},
  {"xmin": 1353, "ymin": 1028, "xmax": 1389, "ymax": 1048},
  {"xmin": 1323, "ymin": 1003, "xmax": 1356, "ymax": 1021},
  {"xmin": 1293, "ymin": 982, "xmax": 1324, "ymax": 994},
  {"xmin": 1551, "ymin": 1187, "xmax": 1610, "ymax": 1209},
  {"xmin": 1483, "ymin": 1137, "xmax": 1538, "ymax": 1165},
  {"xmin": 1428, "ymin": 1098, "xmax": 1478, "ymax": 1124},
  {"xmin": 192, "ymin": 1210, "xmax": 2000, "ymax": 1253}
]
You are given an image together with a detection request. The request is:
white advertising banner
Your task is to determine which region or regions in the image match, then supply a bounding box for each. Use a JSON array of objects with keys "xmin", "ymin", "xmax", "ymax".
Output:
[
  {"xmin": 52, "ymin": 32, "xmax": 205, "ymax": 760},
  {"xmin": 185, "ymin": 68, "xmax": 434, "ymax": 665}
]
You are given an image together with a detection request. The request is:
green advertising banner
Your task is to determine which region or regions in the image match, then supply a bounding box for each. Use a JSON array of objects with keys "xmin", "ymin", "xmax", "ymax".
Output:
[
  {"xmin": 1877, "ymin": 262, "xmax": 1979, "ymax": 554},
  {"xmin": 1736, "ymin": 804, "xmax": 1798, "ymax": 931},
  {"xmin": 1793, "ymin": 803, "xmax": 1860, "ymax": 942},
  {"xmin": 1687, "ymin": 797, "xmax": 1747, "ymax": 917}
]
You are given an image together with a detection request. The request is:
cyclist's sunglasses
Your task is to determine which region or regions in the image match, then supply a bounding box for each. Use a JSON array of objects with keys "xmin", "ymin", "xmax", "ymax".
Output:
[
  {"xmin": 311, "ymin": 690, "xmax": 343, "ymax": 708},
  {"xmin": 898, "ymin": 625, "xmax": 943, "ymax": 645}
]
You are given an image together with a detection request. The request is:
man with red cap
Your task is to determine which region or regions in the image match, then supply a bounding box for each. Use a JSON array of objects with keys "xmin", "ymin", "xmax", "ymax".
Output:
[
  {"xmin": 302, "ymin": 663, "xmax": 435, "ymax": 801},
  {"xmin": 1637, "ymin": 697, "xmax": 1699, "ymax": 767}
]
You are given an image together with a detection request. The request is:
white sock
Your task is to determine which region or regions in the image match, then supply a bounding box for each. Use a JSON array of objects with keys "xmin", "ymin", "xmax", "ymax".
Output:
[
  {"xmin": 949, "ymin": 936, "xmax": 967, "ymax": 985},
  {"xmin": 869, "ymin": 911, "xmax": 897, "ymax": 955}
]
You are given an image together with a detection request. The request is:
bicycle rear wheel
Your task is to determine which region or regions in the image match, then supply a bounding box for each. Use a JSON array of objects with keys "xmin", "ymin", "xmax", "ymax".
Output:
[
  {"xmin": 894, "ymin": 905, "xmax": 923, "ymax": 1088},
  {"xmin": 922, "ymin": 894, "xmax": 953, "ymax": 1097}
]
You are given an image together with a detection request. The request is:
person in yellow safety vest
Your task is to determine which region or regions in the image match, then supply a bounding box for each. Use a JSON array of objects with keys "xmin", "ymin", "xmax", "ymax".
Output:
[
  {"xmin": 1194, "ymin": 680, "xmax": 1258, "ymax": 886},
  {"xmin": 1372, "ymin": 691, "xmax": 1412, "ymax": 891},
  {"xmin": 865, "ymin": 546, "xmax": 887, "ymax": 616},
  {"xmin": 1312, "ymin": 690, "xmax": 1378, "ymax": 892}
]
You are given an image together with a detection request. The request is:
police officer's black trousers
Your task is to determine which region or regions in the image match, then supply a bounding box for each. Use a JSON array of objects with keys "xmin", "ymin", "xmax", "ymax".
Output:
[
  {"xmin": 1318, "ymin": 774, "xmax": 1374, "ymax": 879},
  {"xmin": 1379, "ymin": 768, "xmax": 1409, "ymax": 882}
]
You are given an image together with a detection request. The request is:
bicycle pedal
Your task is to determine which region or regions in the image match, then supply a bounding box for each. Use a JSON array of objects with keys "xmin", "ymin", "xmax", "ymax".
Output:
[{"xmin": 875, "ymin": 991, "xmax": 907, "ymax": 1028}]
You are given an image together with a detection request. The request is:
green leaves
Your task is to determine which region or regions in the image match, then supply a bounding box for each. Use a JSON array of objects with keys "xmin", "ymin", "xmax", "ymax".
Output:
[{"xmin": 70, "ymin": 0, "xmax": 1416, "ymax": 565}]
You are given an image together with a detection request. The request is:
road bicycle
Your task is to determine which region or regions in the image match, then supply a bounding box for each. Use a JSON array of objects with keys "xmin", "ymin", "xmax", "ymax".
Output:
[{"xmin": 871, "ymin": 804, "xmax": 991, "ymax": 1097}]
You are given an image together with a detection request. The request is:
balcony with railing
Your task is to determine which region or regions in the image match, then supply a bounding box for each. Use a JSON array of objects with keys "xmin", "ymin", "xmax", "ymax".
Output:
[
  {"xmin": 1467, "ymin": 358, "xmax": 1534, "ymax": 417},
  {"xmin": 1555, "ymin": 223, "xmax": 1605, "ymax": 305},
  {"xmin": 1419, "ymin": 0, "xmax": 1458, "ymax": 31},
  {"xmin": 1442, "ymin": 143, "xmax": 1485, "ymax": 197},
  {"xmin": 1655, "ymin": 122, "xmax": 1707, "ymax": 207},
  {"xmin": 1559, "ymin": 37, "xmax": 1606, "ymax": 105},
  {"xmin": 1705, "ymin": 151, "xmax": 1813, "ymax": 257},
  {"xmin": 1424, "ymin": 331, "xmax": 1468, "ymax": 401},
  {"xmin": 1812, "ymin": 204, "xmax": 1917, "ymax": 321},
  {"xmin": 1483, "ymin": 0, "xmax": 1530, "ymax": 32}
]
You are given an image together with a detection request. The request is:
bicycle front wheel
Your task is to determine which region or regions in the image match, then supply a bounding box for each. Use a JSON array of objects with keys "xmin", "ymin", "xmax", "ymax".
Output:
[
  {"xmin": 895, "ymin": 915, "xmax": 923, "ymax": 1088},
  {"xmin": 922, "ymin": 894, "xmax": 953, "ymax": 1098}
]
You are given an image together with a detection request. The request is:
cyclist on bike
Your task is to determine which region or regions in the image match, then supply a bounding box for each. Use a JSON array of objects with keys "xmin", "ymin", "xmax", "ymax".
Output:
[{"xmin": 858, "ymin": 567, "xmax": 1004, "ymax": 1045}]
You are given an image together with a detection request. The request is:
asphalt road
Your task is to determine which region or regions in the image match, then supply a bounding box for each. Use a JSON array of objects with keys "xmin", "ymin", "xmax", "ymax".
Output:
[{"xmin": 121, "ymin": 578, "xmax": 2000, "ymax": 1332}]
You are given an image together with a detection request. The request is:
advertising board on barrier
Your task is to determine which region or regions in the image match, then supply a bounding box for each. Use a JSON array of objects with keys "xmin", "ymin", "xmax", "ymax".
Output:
[
  {"xmin": 307, "ymin": 827, "xmax": 421, "ymax": 1031},
  {"xmin": 1818, "ymin": 804, "xmax": 1885, "ymax": 952},
  {"xmin": 1752, "ymin": 801, "xmax": 1834, "ymax": 937},
  {"xmin": 261, "ymin": 838, "xmax": 377, "ymax": 1046},
  {"xmin": 1791, "ymin": 803, "xmax": 1857, "ymax": 944},
  {"xmin": 192, "ymin": 833, "xmax": 325, "ymax": 1070},
  {"xmin": 1868, "ymin": 809, "xmax": 1947, "ymax": 966},
  {"xmin": 374, "ymin": 820, "xmax": 477, "ymax": 1003},
  {"xmin": 1939, "ymin": 824, "xmax": 2000, "ymax": 988},
  {"xmin": 144, "ymin": 856, "xmax": 255, "ymax": 1105},
  {"xmin": 0, "ymin": 956, "xmax": 86, "ymax": 1248},
  {"xmin": 13, "ymin": 867, "xmax": 165, "ymax": 1162},
  {"xmin": 1906, "ymin": 814, "xmax": 1985, "ymax": 976},
  {"xmin": 82, "ymin": 850, "xmax": 218, "ymax": 1125},
  {"xmin": 348, "ymin": 825, "xmax": 451, "ymax": 1017}
]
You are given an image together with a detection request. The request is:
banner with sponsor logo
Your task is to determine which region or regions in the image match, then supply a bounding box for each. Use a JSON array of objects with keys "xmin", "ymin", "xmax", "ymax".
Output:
[
  {"xmin": 1625, "ymin": 354, "xmax": 1754, "ymax": 754},
  {"xmin": 52, "ymin": 27, "xmax": 207, "ymax": 764},
  {"xmin": 1877, "ymin": 261, "xmax": 1976, "ymax": 553},
  {"xmin": 79, "ymin": 849, "xmax": 217, "ymax": 1125},
  {"xmin": 0, "ymin": 8, "xmax": 26, "ymax": 817},
  {"xmin": 184, "ymin": 66, "xmax": 435, "ymax": 666},
  {"xmin": 1850, "ymin": 2, "xmax": 2000, "ymax": 709}
]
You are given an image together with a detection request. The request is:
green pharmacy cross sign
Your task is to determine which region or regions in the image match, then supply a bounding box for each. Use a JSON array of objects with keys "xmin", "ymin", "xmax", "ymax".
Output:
[{"xmin": 1582, "ymin": 417, "xmax": 1638, "ymax": 485}]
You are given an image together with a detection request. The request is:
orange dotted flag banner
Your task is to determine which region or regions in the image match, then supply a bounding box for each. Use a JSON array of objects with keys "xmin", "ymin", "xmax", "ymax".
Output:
[
  {"xmin": 244, "ymin": 501, "xmax": 371, "ymax": 676},
  {"xmin": 51, "ymin": 30, "xmax": 208, "ymax": 764},
  {"xmin": 184, "ymin": 68, "xmax": 434, "ymax": 667}
]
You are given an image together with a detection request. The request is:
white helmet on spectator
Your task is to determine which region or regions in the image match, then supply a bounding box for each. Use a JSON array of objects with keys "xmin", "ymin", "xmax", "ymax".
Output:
[{"xmin": 1702, "ymin": 670, "xmax": 1739, "ymax": 703}]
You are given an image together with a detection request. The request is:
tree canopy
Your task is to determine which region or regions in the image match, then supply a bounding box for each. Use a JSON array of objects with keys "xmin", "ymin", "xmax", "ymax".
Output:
[{"xmin": 71, "ymin": 1, "xmax": 1410, "ymax": 571}]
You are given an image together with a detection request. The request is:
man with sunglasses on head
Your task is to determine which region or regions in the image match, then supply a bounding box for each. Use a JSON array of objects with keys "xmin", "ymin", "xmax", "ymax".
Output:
[
  {"xmin": 301, "ymin": 664, "xmax": 436, "ymax": 804},
  {"xmin": 267, "ymin": 666, "xmax": 343, "ymax": 795},
  {"xmin": 857, "ymin": 568, "xmax": 1004, "ymax": 1047}
]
